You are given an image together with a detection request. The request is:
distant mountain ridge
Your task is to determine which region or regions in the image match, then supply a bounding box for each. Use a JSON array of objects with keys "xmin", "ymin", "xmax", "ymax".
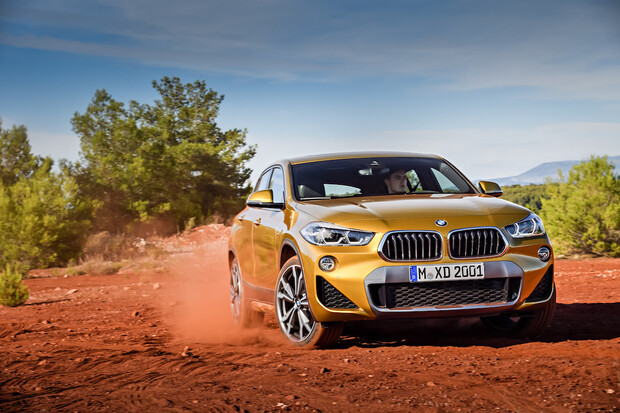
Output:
[{"xmin": 481, "ymin": 155, "xmax": 620, "ymax": 187}]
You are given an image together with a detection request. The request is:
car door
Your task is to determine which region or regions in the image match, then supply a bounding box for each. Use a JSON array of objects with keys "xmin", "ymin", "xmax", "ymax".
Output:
[
  {"xmin": 234, "ymin": 168, "xmax": 273, "ymax": 284},
  {"xmin": 251, "ymin": 166, "xmax": 286, "ymax": 288}
]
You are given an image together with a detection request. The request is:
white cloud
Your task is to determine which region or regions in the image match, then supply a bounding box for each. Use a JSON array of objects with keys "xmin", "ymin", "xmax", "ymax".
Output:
[{"xmin": 2, "ymin": 0, "xmax": 619, "ymax": 99}]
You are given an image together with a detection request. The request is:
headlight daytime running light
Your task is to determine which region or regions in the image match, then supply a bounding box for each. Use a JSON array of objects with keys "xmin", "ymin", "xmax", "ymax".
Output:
[
  {"xmin": 505, "ymin": 213, "xmax": 546, "ymax": 238},
  {"xmin": 300, "ymin": 222, "xmax": 374, "ymax": 246}
]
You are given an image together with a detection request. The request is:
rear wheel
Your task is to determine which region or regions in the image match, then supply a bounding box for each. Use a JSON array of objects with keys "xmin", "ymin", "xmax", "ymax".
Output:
[
  {"xmin": 481, "ymin": 287, "xmax": 556, "ymax": 339},
  {"xmin": 230, "ymin": 257, "xmax": 264, "ymax": 328},
  {"xmin": 275, "ymin": 257, "xmax": 343, "ymax": 348}
]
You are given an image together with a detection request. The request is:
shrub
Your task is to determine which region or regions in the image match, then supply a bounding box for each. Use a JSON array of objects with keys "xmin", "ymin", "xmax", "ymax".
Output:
[
  {"xmin": 84, "ymin": 232, "xmax": 129, "ymax": 261},
  {"xmin": 502, "ymin": 183, "xmax": 554, "ymax": 212},
  {"xmin": 0, "ymin": 160, "xmax": 93, "ymax": 270},
  {"xmin": 540, "ymin": 156, "xmax": 620, "ymax": 257},
  {"xmin": 79, "ymin": 260, "xmax": 123, "ymax": 276},
  {"xmin": 0, "ymin": 264, "xmax": 30, "ymax": 307},
  {"xmin": 97, "ymin": 261, "xmax": 123, "ymax": 275},
  {"xmin": 82, "ymin": 232, "xmax": 152, "ymax": 262}
]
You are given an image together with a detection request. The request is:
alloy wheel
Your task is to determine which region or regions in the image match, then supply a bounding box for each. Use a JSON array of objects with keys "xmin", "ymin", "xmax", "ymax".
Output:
[
  {"xmin": 230, "ymin": 261, "xmax": 242, "ymax": 323},
  {"xmin": 276, "ymin": 264, "xmax": 315, "ymax": 342}
]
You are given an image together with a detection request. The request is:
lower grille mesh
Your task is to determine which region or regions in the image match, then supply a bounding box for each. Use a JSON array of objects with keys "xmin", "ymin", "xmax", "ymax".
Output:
[
  {"xmin": 371, "ymin": 279, "xmax": 512, "ymax": 309},
  {"xmin": 317, "ymin": 276, "xmax": 357, "ymax": 309}
]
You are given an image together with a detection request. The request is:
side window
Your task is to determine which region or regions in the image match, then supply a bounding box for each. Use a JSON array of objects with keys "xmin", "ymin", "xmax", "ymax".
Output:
[
  {"xmin": 269, "ymin": 168, "xmax": 285, "ymax": 203},
  {"xmin": 406, "ymin": 169, "xmax": 423, "ymax": 192},
  {"xmin": 255, "ymin": 169, "xmax": 273, "ymax": 192}
]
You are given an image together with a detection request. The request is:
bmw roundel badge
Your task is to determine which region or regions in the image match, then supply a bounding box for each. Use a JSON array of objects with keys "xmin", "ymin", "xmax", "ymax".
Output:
[{"xmin": 435, "ymin": 219, "xmax": 447, "ymax": 227}]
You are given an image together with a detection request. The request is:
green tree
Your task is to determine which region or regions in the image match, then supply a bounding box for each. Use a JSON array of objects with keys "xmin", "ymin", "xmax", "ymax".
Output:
[
  {"xmin": 0, "ymin": 159, "xmax": 93, "ymax": 269},
  {"xmin": 0, "ymin": 121, "xmax": 93, "ymax": 270},
  {"xmin": 71, "ymin": 77, "xmax": 255, "ymax": 234},
  {"xmin": 540, "ymin": 156, "xmax": 620, "ymax": 257},
  {"xmin": 502, "ymin": 183, "xmax": 554, "ymax": 212},
  {"xmin": 0, "ymin": 119, "xmax": 41, "ymax": 186}
]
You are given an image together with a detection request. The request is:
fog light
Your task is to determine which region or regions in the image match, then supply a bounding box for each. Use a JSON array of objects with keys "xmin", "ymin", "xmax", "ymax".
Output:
[
  {"xmin": 538, "ymin": 246, "xmax": 551, "ymax": 262},
  {"xmin": 318, "ymin": 256, "xmax": 337, "ymax": 272}
]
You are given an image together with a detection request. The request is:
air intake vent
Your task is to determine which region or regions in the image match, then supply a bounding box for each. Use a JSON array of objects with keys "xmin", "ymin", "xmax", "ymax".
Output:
[
  {"xmin": 370, "ymin": 279, "xmax": 511, "ymax": 309},
  {"xmin": 317, "ymin": 276, "xmax": 357, "ymax": 309},
  {"xmin": 449, "ymin": 228, "xmax": 506, "ymax": 258},
  {"xmin": 525, "ymin": 265, "xmax": 553, "ymax": 303},
  {"xmin": 380, "ymin": 231, "xmax": 442, "ymax": 261}
]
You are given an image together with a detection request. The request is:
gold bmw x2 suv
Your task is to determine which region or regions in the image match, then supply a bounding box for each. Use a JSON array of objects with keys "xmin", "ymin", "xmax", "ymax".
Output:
[{"xmin": 228, "ymin": 153, "xmax": 555, "ymax": 348}]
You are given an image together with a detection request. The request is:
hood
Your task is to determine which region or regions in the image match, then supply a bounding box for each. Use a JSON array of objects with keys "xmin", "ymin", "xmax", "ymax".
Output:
[{"xmin": 293, "ymin": 194, "xmax": 530, "ymax": 232}]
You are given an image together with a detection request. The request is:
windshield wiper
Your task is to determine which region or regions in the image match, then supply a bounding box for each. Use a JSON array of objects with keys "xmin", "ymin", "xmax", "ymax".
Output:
[
  {"xmin": 333, "ymin": 194, "xmax": 365, "ymax": 199},
  {"xmin": 406, "ymin": 190, "xmax": 441, "ymax": 195},
  {"xmin": 299, "ymin": 196, "xmax": 332, "ymax": 200}
]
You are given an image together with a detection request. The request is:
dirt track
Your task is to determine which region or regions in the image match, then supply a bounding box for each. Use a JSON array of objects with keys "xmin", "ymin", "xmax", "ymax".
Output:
[{"xmin": 1, "ymin": 227, "xmax": 619, "ymax": 412}]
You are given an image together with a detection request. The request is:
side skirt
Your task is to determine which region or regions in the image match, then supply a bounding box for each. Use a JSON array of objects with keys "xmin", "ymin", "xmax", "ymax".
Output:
[{"xmin": 242, "ymin": 279, "xmax": 275, "ymax": 308}]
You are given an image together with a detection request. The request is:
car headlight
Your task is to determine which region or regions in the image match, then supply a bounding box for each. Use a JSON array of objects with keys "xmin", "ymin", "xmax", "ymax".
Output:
[
  {"xmin": 505, "ymin": 213, "xmax": 546, "ymax": 238},
  {"xmin": 300, "ymin": 222, "xmax": 375, "ymax": 246}
]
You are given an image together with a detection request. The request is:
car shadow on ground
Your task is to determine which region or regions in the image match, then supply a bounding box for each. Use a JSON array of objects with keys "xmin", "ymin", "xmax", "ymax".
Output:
[{"xmin": 336, "ymin": 302, "xmax": 620, "ymax": 349}]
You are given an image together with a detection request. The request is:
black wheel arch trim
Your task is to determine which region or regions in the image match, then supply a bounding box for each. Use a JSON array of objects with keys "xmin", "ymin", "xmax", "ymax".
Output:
[
  {"xmin": 228, "ymin": 246, "xmax": 238, "ymax": 266},
  {"xmin": 280, "ymin": 238, "xmax": 302, "ymax": 268}
]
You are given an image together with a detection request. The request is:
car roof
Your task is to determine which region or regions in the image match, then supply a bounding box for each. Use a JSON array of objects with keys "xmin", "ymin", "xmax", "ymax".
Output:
[{"xmin": 276, "ymin": 151, "xmax": 442, "ymax": 165}]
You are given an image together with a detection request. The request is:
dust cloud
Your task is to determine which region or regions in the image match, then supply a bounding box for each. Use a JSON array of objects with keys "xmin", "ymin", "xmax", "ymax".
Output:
[{"xmin": 165, "ymin": 238, "xmax": 276, "ymax": 345}]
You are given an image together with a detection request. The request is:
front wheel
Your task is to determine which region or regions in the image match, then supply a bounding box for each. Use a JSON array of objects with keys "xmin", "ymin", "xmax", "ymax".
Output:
[
  {"xmin": 481, "ymin": 287, "xmax": 556, "ymax": 339},
  {"xmin": 275, "ymin": 257, "xmax": 343, "ymax": 348}
]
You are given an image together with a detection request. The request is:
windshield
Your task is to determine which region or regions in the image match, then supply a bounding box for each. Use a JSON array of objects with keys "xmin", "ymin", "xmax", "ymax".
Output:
[{"xmin": 291, "ymin": 157, "xmax": 476, "ymax": 200}]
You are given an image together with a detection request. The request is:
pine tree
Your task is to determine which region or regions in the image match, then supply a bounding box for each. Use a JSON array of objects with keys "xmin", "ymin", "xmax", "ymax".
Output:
[
  {"xmin": 540, "ymin": 156, "xmax": 620, "ymax": 257},
  {"xmin": 0, "ymin": 264, "xmax": 29, "ymax": 307},
  {"xmin": 71, "ymin": 77, "xmax": 255, "ymax": 234}
]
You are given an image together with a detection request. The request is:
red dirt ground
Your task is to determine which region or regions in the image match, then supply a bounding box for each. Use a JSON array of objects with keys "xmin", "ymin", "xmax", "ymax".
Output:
[{"xmin": 1, "ymin": 225, "xmax": 618, "ymax": 412}]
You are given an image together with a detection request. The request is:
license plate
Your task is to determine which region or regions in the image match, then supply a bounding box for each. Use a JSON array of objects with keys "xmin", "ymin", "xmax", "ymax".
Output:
[{"xmin": 410, "ymin": 263, "xmax": 485, "ymax": 282}]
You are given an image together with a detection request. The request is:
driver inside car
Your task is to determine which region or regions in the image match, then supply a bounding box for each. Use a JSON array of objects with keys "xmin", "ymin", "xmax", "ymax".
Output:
[{"xmin": 384, "ymin": 169, "xmax": 408, "ymax": 194}]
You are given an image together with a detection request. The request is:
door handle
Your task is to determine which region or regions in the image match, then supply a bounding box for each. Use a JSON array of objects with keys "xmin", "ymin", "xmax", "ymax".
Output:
[{"xmin": 253, "ymin": 218, "xmax": 262, "ymax": 226}]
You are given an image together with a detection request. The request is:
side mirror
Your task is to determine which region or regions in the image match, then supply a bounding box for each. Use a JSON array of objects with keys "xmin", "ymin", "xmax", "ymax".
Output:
[
  {"xmin": 247, "ymin": 189, "xmax": 285, "ymax": 208},
  {"xmin": 478, "ymin": 181, "xmax": 503, "ymax": 197}
]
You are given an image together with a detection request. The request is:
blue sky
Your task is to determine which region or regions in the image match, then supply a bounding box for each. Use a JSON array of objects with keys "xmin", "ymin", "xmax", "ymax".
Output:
[{"xmin": 1, "ymin": 0, "xmax": 619, "ymax": 182}]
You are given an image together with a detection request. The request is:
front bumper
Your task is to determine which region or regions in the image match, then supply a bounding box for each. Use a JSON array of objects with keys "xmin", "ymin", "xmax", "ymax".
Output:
[
  {"xmin": 363, "ymin": 261, "xmax": 524, "ymax": 319},
  {"xmin": 302, "ymin": 252, "xmax": 554, "ymax": 323}
]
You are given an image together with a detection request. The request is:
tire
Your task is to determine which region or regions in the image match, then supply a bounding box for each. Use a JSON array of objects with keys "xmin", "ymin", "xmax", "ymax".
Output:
[
  {"xmin": 481, "ymin": 287, "xmax": 556, "ymax": 339},
  {"xmin": 230, "ymin": 257, "xmax": 264, "ymax": 328},
  {"xmin": 275, "ymin": 257, "xmax": 343, "ymax": 348}
]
